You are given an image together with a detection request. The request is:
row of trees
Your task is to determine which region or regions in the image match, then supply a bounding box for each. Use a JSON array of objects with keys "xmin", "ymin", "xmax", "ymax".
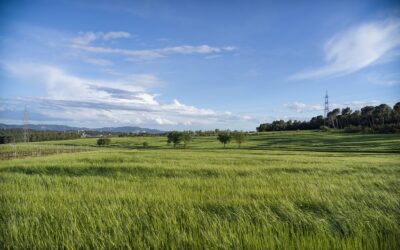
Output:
[
  {"xmin": 0, "ymin": 128, "xmax": 166, "ymax": 144},
  {"xmin": 167, "ymin": 131, "xmax": 193, "ymax": 148},
  {"xmin": 217, "ymin": 131, "xmax": 247, "ymax": 148},
  {"xmin": 257, "ymin": 102, "xmax": 400, "ymax": 132},
  {"xmin": 0, "ymin": 129, "xmax": 81, "ymax": 144},
  {"xmin": 166, "ymin": 131, "xmax": 248, "ymax": 148}
]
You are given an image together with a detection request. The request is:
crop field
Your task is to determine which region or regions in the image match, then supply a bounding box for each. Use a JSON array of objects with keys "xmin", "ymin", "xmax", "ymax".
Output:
[
  {"xmin": 1, "ymin": 131, "xmax": 399, "ymax": 249},
  {"xmin": 0, "ymin": 144, "xmax": 94, "ymax": 160}
]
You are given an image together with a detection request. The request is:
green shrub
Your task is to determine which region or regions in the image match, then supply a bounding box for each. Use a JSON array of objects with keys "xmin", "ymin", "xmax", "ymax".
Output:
[
  {"xmin": 372, "ymin": 125, "xmax": 400, "ymax": 134},
  {"xmin": 362, "ymin": 127, "xmax": 373, "ymax": 134},
  {"xmin": 344, "ymin": 125, "xmax": 362, "ymax": 133},
  {"xmin": 97, "ymin": 137, "xmax": 111, "ymax": 146},
  {"xmin": 319, "ymin": 125, "xmax": 330, "ymax": 132}
]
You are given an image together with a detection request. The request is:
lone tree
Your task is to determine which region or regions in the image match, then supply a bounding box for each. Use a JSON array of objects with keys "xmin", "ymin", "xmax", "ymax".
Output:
[
  {"xmin": 217, "ymin": 131, "xmax": 231, "ymax": 148},
  {"xmin": 167, "ymin": 131, "xmax": 182, "ymax": 148},
  {"xmin": 97, "ymin": 137, "xmax": 111, "ymax": 146},
  {"xmin": 232, "ymin": 131, "xmax": 247, "ymax": 148},
  {"xmin": 181, "ymin": 131, "xmax": 193, "ymax": 148}
]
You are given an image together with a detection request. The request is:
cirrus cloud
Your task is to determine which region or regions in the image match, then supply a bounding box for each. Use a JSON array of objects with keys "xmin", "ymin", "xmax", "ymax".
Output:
[
  {"xmin": 70, "ymin": 31, "xmax": 236, "ymax": 61},
  {"xmin": 291, "ymin": 18, "xmax": 400, "ymax": 80},
  {"xmin": 71, "ymin": 31, "xmax": 131, "ymax": 45}
]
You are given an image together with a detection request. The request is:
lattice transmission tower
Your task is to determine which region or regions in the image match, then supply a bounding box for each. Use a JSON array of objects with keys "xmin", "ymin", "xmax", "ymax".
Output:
[
  {"xmin": 324, "ymin": 91, "xmax": 329, "ymax": 126},
  {"xmin": 324, "ymin": 91, "xmax": 329, "ymax": 117}
]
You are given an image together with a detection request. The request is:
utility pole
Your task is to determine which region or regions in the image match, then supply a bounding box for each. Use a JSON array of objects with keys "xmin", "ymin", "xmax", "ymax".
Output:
[
  {"xmin": 23, "ymin": 106, "xmax": 29, "ymax": 143},
  {"xmin": 324, "ymin": 91, "xmax": 329, "ymax": 126}
]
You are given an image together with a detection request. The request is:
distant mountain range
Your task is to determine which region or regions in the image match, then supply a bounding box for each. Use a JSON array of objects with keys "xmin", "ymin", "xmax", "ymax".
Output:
[{"xmin": 0, "ymin": 123, "xmax": 164, "ymax": 134}]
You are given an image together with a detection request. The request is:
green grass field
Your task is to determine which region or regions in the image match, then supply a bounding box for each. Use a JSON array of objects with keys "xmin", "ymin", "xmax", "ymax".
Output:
[{"xmin": 1, "ymin": 131, "xmax": 399, "ymax": 249}]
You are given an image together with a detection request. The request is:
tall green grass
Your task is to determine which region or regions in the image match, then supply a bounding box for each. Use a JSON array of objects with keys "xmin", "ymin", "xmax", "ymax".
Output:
[
  {"xmin": 1, "ymin": 131, "xmax": 399, "ymax": 249},
  {"xmin": 0, "ymin": 143, "xmax": 94, "ymax": 160},
  {"xmin": 36, "ymin": 131, "xmax": 400, "ymax": 153}
]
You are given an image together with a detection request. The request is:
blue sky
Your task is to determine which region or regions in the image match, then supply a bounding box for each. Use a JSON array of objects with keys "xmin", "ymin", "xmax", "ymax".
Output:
[{"xmin": 1, "ymin": 0, "xmax": 399, "ymax": 130}]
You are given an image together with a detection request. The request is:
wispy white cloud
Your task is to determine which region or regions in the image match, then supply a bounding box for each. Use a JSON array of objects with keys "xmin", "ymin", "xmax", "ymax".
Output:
[
  {"xmin": 340, "ymin": 100, "xmax": 383, "ymax": 110},
  {"xmin": 73, "ymin": 43, "xmax": 235, "ymax": 61},
  {"xmin": 101, "ymin": 31, "xmax": 131, "ymax": 40},
  {"xmin": 285, "ymin": 100, "xmax": 383, "ymax": 113},
  {"xmin": 70, "ymin": 32, "xmax": 236, "ymax": 61},
  {"xmin": 291, "ymin": 18, "xmax": 400, "ymax": 80},
  {"xmin": 123, "ymin": 74, "xmax": 162, "ymax": 87},
  {"xmin": 285, "ymin": 102, "xmax": 323, "ymax": 113},
  {"xmin": 1, "ymin": 62, "xmax": 254, "ymax": 128},
  {"xmin": 82, "ymin": 57, "xmax": 114, "ymax": 66},
  {"xmin": 367, "ymin": 72, "xmax": 400, "ymax": 86},
  {"xmin": 71, "ymin": 31, "xmax": 131, "ymax": 45},
  {"xmin": 3, "ymin": 62, "xmax": 144, "ymax": 100},
  {"xmin": 205, "ymin": 54, "xmax": 223, "ymax": 60}
]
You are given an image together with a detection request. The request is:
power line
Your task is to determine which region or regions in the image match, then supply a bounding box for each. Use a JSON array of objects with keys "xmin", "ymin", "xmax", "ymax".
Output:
[{"xmin": 23, "ymin": 106, "xmax": 29, "ymax": 143}]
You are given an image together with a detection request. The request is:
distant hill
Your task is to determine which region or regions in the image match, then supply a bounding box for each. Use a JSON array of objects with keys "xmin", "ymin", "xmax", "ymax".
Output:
[
  {"xmin": 0, "ymin": 123, "xmax": 164, "ymax": 134},
  {"xmin": 91, "ymin": 126, "xmax": 164, "ymax": 134}
]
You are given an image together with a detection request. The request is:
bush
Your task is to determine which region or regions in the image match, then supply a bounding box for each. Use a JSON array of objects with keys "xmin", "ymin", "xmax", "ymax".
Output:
[
  {"xmin": 372, "ymin": 125, "xmax": 400, "ymax": 134},
  {"xmin": 319, "ymin": 125, "xmax": 330, "ymax": 132},
  {"xmin": 0, "ymin": 135, "xmax": 14, "ymax": 144},
  {"xmin": 142, "ymin": 141, "xmax": 149, "ymax": 148},
  {"xmin": 344, "ymin": 125, "xmax": 362, "ymax": 133},
  {"xmin": 97, "ymin": 137, "xmax": 111, "ymax": 146}
]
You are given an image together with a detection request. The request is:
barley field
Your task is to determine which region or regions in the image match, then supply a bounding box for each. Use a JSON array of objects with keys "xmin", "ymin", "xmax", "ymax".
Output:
[{"xmin": 1, "ymin": 131, "xmax": 399, "ymax": 249}]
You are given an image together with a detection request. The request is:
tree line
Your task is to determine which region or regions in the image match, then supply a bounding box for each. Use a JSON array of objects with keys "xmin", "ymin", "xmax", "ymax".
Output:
[
  {"xmin": 0, "ymin": 129, "xmax": 81, "ymax": 144},
  {"xmin": 0, "ymin": 129, "xmax": 164, "ymax": 144},
  {"xmin": 257, "ymin": 102, "xmax": 400, "ymax": 133}
]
